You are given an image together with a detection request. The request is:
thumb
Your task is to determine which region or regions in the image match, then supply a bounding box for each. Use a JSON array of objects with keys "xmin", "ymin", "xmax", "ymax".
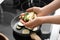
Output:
[{"xmin": 26, "ymin": 8, "xmax": 33, "ymax": 12}]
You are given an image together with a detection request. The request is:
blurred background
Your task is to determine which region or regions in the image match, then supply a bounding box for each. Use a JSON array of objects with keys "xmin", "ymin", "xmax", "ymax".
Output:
[{"xmin": 0, "ymin": 0, "xmax": 54, "ymax": 40}]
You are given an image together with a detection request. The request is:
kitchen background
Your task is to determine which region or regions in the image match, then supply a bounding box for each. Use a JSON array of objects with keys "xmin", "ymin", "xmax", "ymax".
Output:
[{"xmin": 0, "ymin": 0, "xmax": 54, "ymax": 40}]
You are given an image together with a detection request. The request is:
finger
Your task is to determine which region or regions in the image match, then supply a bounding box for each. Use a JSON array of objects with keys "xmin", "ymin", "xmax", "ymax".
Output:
[
  {"xmin": 24, "ymin": 21, "xmax": 35, "ymax": 28},
  {"xmin": 34, "ymin": 14, "xmax": 37, "ymax": 18},
  {"xmin": 26, "ymin": 7, "xmax": 37, "ymax": 12},
  {"xmin": 20, "ymin": 19, "xmax": 26, "ymax": 24},
  {"xmin": 26, "ymin": 7, "xmax": 36, "ymax": 12},
  {"xmin": 19, "ymin": 13, "xmax": 25, "ymax": 18},
  {"xmin": 19, "ymin": 16, "xmax": 21, "ymax": 19},
  {"xmin": 26, "ymin": 8, "xmax": 33, "ymax": 12},
  {"xmin": 25, "ymin": 19, "xmax": 40, "ymax": 28},
  {"xmin": 20, "ymin": 19, "xmax": 33, "ymax": 29},
  {"xmin": 20, "ymin": 13, "xmax": 25, "ymax": 16},
  {"xmin": 25, "ymin": 26, "xmax": 33, "ymax": 30}
]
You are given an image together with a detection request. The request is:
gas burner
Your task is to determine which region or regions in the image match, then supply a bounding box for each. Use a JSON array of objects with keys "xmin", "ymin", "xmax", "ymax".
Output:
[
  {"xmin": 13, "ymin": 0, "xmax": 47, "ymax": 11},
  {"xmin": 21, "ymin": 0, "xmax": 46, "ymax": 11}
]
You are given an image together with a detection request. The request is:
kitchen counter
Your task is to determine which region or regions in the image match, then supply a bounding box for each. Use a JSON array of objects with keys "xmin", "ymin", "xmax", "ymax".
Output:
[{"xmin": 0, "ymin": 24, "xmax": 15, "ymax": 40}]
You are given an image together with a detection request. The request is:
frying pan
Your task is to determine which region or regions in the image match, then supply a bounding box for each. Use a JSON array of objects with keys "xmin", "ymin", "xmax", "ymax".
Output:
[{"xmin": 11, "ymin": 14, "xmax": 41, "ymax": 37}]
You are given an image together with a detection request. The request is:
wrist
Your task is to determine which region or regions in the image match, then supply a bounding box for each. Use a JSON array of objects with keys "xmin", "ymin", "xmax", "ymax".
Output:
[
  {"xmin": 38, "ymin": 8, "xmax": 49, "ymax": 16},
  {"xmin": 38, "ymin": 17, "xmax": 46, "ymax": 24},
  {"xmin": 38, "ymin": 16, "xmax": 49, "ymax": 24}
]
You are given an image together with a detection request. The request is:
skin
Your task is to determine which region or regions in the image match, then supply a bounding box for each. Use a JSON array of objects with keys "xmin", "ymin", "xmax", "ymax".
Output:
[
  {"xmin": 19, "ymin": 0, "xmax": 60, "ymax": 39},
  {"xmin": 26, "ymin": 0, "xmax": 60, "ymax": 16},
  {"xmin": 20, "ymin": 0, "xmax": 60, "ymax": 28}
]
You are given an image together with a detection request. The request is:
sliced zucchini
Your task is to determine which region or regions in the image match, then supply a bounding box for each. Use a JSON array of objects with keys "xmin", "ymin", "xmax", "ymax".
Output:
[
  {"xmin": 24, "ymin": 12, "xmax": 36, "ymax": 22},
  {"xmin": 28, "ymin": 12, "xmax": 35, "ymax": 20},
  {"xmin": 16, "ymin": 25, "xmax": 21, "ymax": 30},
  {"xmin": 17, "ymin": 22, "xmax": 23, "ymax": 26},
  {"xmin": 21, "ymin": 12, "xmax": 36, "ymax": 22},
  {"xmin": 21, "ymin": 16, "xmax": 24, "ymax": 19},
  {"xmin": 33, "ymin": 26, "xmax": 39, "ymax": 31},
  {"xmin": 24, "ymin": 12, "xmax": 29, "ymax": 22},
  {"xmin": 22, "ymin": 29, "xmax": 30, "ymax": 34}
]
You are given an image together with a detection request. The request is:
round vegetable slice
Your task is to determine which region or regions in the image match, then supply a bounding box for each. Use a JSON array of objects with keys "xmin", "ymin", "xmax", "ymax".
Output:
[
  {"xmin": 17, "ymin": 22, "xmax": 23, "ymax": 26},
  {"xmin": 16, "ymin": 25, "xmax": 21, "ymax": 30},
  {"xmin": 22, "ymin": 29, "xmax": 30, "ymax": 34}
]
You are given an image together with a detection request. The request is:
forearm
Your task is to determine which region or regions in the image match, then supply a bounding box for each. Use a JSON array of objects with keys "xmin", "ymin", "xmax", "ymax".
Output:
[
  {"xmin": 40, "ymin": 15, "xmax": 60, "ymax": 24},
  {"xmin": 39, "ymin": 0, "xmax": 60, "ymax": 16}
]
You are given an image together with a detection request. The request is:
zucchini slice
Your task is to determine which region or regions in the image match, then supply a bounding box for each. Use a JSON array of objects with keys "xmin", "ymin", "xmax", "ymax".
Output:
[{"xmin": 23, "ymin": 12, "xmax": 36, "ymax": 22}]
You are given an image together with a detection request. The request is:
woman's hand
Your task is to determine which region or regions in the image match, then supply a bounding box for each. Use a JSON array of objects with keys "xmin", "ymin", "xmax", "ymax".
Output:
[
  {"xmin": 26, "ymin": 7, "xmax": 43, "ymax": 17},
  {"xmin": 20, "ymin": 17, "xmax": 44, "ymax": 28},
  {"xmin": 30, "ymin": 33, "xmax": 41, "ymax": 40}
]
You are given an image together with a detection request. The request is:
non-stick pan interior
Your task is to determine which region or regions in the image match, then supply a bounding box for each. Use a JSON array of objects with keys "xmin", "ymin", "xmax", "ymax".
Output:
[
  {"xmin": 11, "ymin": 15, "xmax": 31, "ymax": 37},
  {"xmin": 11, "ymin": 14, "xmax": 41, "ymax": 37}
]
